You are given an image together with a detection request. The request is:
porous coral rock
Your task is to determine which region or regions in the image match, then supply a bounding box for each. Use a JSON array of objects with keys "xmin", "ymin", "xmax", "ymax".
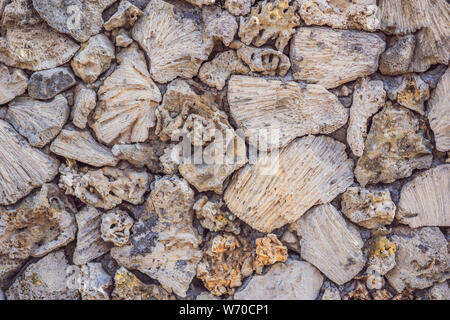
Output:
[
  {"xmin": 91, "ymin": 43, "xmax": 161, "ymax": 145},
  {"xmin": 379, "ymin": 35, "xmax": 416, "ymax": 76},
  {"xmin": 296, "ymin": 204, "xmax": 366, "ymax": 285},
  {"xmin": 31, "ymin": 0, "xmax": 117, "ymax": 42},
  {"xmin": 346, "ymin": 281, "xmax": 371, "ymax": 300},
  {"xmin": 225, "ymin": 0, "xmax": 254, "ymax": 16},
  {"xmin": 196, "ymin": 233, "xmax": 255, "ymax": 296},
  {"xmin": 0, "ymin": 184, "xmax": 76, "ymax": 260},
  {"xmin": 100, "ymin": 209, "xmax": 134, "ymax": 246},
  {"xmin": 347, "ymin": 78, "xmax": 386, "ymax": 157},
  {"xmin": 71, "ymin": 34, "xmax": 115, "ymax": 84},
  {"xmin": 73, "ymin": 206, "xmax": 112, "ymax": 266},
  {"xmin": 6, "ymin": 95, "xmax": 69, "ymax": 148},
  {"xmin": 132, "ymin": 0, "xmax": 214, "ymax": 83},
  {"xmin": 365, "ymin": 236, "xmax": 397, "ymax": 290},
  {"xmin": 228, "ymin": 76, "xmax": 348, "ymax": 151},
  {"xmin": 114, "ymin": 29, "xmax": 133, "ymax": 47},
  {"xmin": 321, "ymin": 282, "xmax": 341, "ymax": 300},
  {"xmin": 428, "ymin": 67, "xmax": 450, "ymax": 152},
  {"xmin": 104, "ymin": 0, "xmax": 143, "ymax": 31},
  {"xmin": 236, "ymin": 45, "xmax": 290, "ymax": 76},
  {"xmin": 290, "ymin": 27, "xmax": 385, "ymax": 89},
  {"xmin": 71, "ymin": 84, "xmax": 97, "ymax": 130},
  {"xmin": 0, "ymin": 255, "xmax": 24, "ymax": 283},
  {"xmin": 78, "ymin": 263, "xmax": 112, "ymax": 300},
  {"xmin": 50, "ymin": 126, "xmax": 119, "ymax": 167},
  {"xmin": 28, "ymin": 67, "xmax": 76, "ymax": 100},
  {"xmin": 298, "ymin": 0, "xmax": 379, "ymax": 32},
  {"xmin": 254, "ymin": 234, "xmax": 288, "ymax": 270},
  {"xmin": 355, "ymin": 103, "xmax": 433, "ymax": 186},
  {"xmin": 429, "ymin": 282, "xmax": 450, "ymax": 300},
  {"xmin": 386, "ymin": 226, "xmax": 449, "ymax": 293},
  {"xmin": 6, "ymin": 250, "xmax": 80, "ymax": 300},
  {"xmin": 0, "ymin": 119, "xmax": 59, "ymax": 205},
  {"xmin": 341, "ymin": 187, "xmax": 396, "ymax": 229},
  {"xmin": 59, "ymin": 163, "xmax": 151, "ymax": 210},
  {"xmin": 0, "ymin": 63, "xmax": 28, "ymax": 105},
  {"xmin": 198, "ymin": 50, "xmax": 250, "ymax": 90},
  {"xmin": 112, "ymin": 142, "xmax": 168, "ymax": 173},
  {"xmin": 203, "ymin": 5, "xmax": 238, "ymax": 47},
  {"xmin": 224, "ymin": 135, "xmax": 354, "ymax": 233},
  {"xmin": 239, "ymin": 0, "xmax": 300, "ymax": 51},
  {"xmin": 193, "ymin": 195, "xmax": 240, "ymax": 234},
  {"xmin": 111, "ymin": 176, "xmax": 202, "ymax": 297},
  {"xmin": 387, "ymin": 73, "xmax": 430, "ymax": 115},
  {"xmin": 234, "ymin": 260, "xmax": 324, "ymax": 300},
  {"xmin": 397, "ymin": 165, "xmax": 450, "ymax": 228},
  {"xmin": 112, "ymin": 267, "xmax": 173, "ymax": 300}
]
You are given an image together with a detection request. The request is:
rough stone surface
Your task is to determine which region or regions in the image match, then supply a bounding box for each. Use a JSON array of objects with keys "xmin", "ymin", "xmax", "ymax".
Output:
[
  {"xmin": 379, "ymin": 35, "xmax": 416, "ymax": 76},
  {"xmin": 236, "ymin": 45, "xmax": 290, "ymax": 76},
  {"xmin": 101, "ymin": 210, "xmax": 134, "ymax": 246},
  {"xmin": 228, "ymin": 76, "xmax": 348, "ymax": 151},
  {"xmin": 28, "ymin": 67, "xmax": 76, "ymax": 100},
  {"xmin": 0, "ymin": 63, "xmax": 28, "ymax": 104},
  {"xmin": 132, "ymin": 0, "xmax": 214, "ymax": 83},
  {"xmin": 224, "ymin": 135, "xmax": 354, "ymax": 232},
  {"xmin": 225, "ymin": 0, "xmax": 253, "ymax": 16},
  {"xmin": 296, "ymin": 204, "xmax": 366, "ymax": 285},
  {"xmin": 397, "ymin": 165, "xmax": 450, "ymax": 228},
  {"xmin": 355, "ymin": 103, "xmax": 433, "ymax": 186},
  {"xmin": 6, "ymin": 95, "xmax": 69, "ymax": 148},
  {"xmin": 386, "ymin": 74, "xmax": 430, "ymax": 115},
  {"xmin": 428, "ymin": 67, "xmax": 449, "ymax": 152},
  {"xmin": 347, "ymin": 78, "xmax": 386, "ymax": 157},
  {"xmin": 71, "ymin": 34, "xmax": 115, "ymax": 84},
  {"xmin": 78, "ymin": 263, "xmax": 112, "ymax": 300},
  {"xmin": 234, "ymin": 260, "xmax": 324, "ymax": 300},
  {"xmin": 429, "ymin": 282, "xmax": 450, "ymax": 300},
  {"xmin": 6, "ymin": 251, "xmax": 80, "ymax": 300},
  {"xmin": 193, "ymin": 195, "xmax": 240, "ymax": 234},
  {"xmin": 0, "ymin": 119, "xmax": 59, "ymax": 205},
  {"xmin": 365, "ymin": 236, "xmax": 396, "ymax": 289},
  {"xmin": 290, "ymin": 27, "xmax": 385, "ymax": 89},
  {"xmin": 112, "ymin": 142, "xmax": 167, "ymax": 173},
  {"xmin": 386, "ymin": 227, "xmax": 449, "ymax": 293},
  {"xmin": 71, "ymin": 84, "xmax": 97, "ymax": 129},
  {"xmin": 50, "ymin": 126, "xmax": 119, "ymax": 167},
  {"xmin": 203, "ymin": 6, "xmax": 238, "ymax": 47},
  {"xmin": 104, "ymin": 0, "xmax": 143, "ymax": 31},
  {"xmin": 73, "ymin": 206, "xmax": 112, "ymax": 266}
]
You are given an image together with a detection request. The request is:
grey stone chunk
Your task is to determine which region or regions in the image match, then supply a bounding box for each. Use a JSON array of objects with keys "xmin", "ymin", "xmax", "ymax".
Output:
[
  {"xmin": 379, "ymin": 35, "xmax": 415, "ymax": 76},
  {"xmin": 28, "ymin": 67, "xmax": 77, "ymax": 100},
  {"xmin": 79, "ymin": 263, "xmax": 112, "ymax": 300},
  {"xmin": 0, "ymin": 63, "xmax": 28, "ymax": 105}
]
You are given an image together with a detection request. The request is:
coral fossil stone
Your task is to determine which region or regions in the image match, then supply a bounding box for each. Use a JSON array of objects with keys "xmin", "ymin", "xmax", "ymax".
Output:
[
  {"xmin": 296, "ymin": 203, "xmax": 366, "ymax": 285},
  {"xmin": 228, "ymin": 75, "xmax": 348, "ymax": 151},
  {"xmin": 397, "ymin": 165, "xmax": 450, "ymax": 228},
  {"xmin": 224, "ymin": 135, "xmax": 354, "ymax": 232},
  {"xmin": 132, "ymin": 0, "xmax": 214, "ymax": 83},
  {"xmin": 0, "ymin": 119, "xmax": 59, "ymax": 205},
  {"xmin": 91, "ymin": 43, "xmax": 161, "ymax": 145},
  {"xmin": 0, "ymin": 63, "xmax": 28, "ymax": 105},
  {"xmin": 290, "ymin": 27, "xmax": 385, "ymax": 89},
  {"xmin": 428, "ymin": 67, "xmax": 450, "ymax": 152}
]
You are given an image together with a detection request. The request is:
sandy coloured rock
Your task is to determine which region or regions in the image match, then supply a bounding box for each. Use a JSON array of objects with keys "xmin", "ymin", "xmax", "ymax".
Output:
[
  {"xmin": 224, "ymin": 135, "xmax": 354, "ymax": 232},
  {"xmin": 104, "ymin": 0, "xmax": 143, "ymax": 31},
  {"xmin": 397, "ymin": 165, "xmax": 450, "ymax": 228},
  {"xmin": 234, "ymin": 260, "xmax": 324, "ymax": 300},
  {"xmin": 290, "ymin": 27, "xmax": 385, "ymax": 89},
  {"xmin": 71, "ymin": 84, "xmax": 97, "ymax": 129},
  {"xmin": 112, "ymin": 142, "xmax": 167, "ymax": 173},
  {"xmin": 236, "ymin": 45, "xmax": 290, "ymax": 76},
  {"xmin": 6, "ymin": 95, "xmax": 69, "ymax": 148},
  {"xmin": 132, "ymin": 0, "xmax": 214, "ymax": 83},
  {"xmin": 78, "ymin": 263, "xmax": 112, "ymax": 300},
  {"xmin": 254, "ymin": 234, "xmax": 288, "ymax": 268},
  {"xmin": 31, "ymin": 0, "xmax": 117, "ymax": 42},
  {"xmin": 428, "ymin": 67, "xmax": 450, "ymax": 152},
  {"xmin": 0, "ymin": 63, "xmax": 28, "ymax": 104},
  {"xmin": 0, "ymin": 183, "xmax": 76, "ymax": 260},
  {"xmin": 386, "ymin": 226, "xmax": 449, "ymax": 293},
  {"xmin": 0, "ymin": 119, "xmax": 59, "ymax": 205},
  {"xmin": 355, "ymin": 103, "xmax": 433, "ymax": 186},
  {"xmin": 59, "ymin": 163, "xmax": 151, "ymax": 210},
  {"xmin": 6, "ymin": 250, "xmax": 80, "ymax": 300},
  {"xmin": 0, "ymin": 256, "xmax": 24, "ymax": 284},
  {"xmin": 50, "ymin": 126, "xmax": 119, "ymax": 167},
  {"xmin": 347, "ymin": 78, "xmax": 386, "ymax": 157},
  {"xmin": 112, "ymin": 267, "xmax": 173, "ymax": 300},
  {"xmin": 111, "ymin": 176, "xmax": 202, "ymax": 297},
  {"xmin": 203, "ymin": 6, "xmax": 238, "ymax": 47},
  {"xmin": 365, "ymin": 236, "xmax": 396, "ymax": 290},
  {"xmin": 225, "ymin": 0, "xmax": 253, "ymax": 16},
  {"xmin": 239, "ymin": 0, "xmax": 300, "ymax": 51},
  {"xmin": 228, "ymin": 76, "xmax": 348, "ymax": 151},
  {"xmin": 28, "ymin": 67, "xmax": 76, "ymax": 100},
  {"xmin": 341, "ymin": 187, "xmax": 396, "ymax": 229},
  {"xmin": 298, "ymin": 0, "xmax": 379, "ymax": 32},
  {"xmin": 295, "ymin": 204, "xmax": 365, "ymax": 285},
  {"xmin": 193, "ymin": 195, "xmax": 240, "ymax": 234},
  {"xmin": 73, "ymin": 206, "xmax": 112, "ymax": 266},
  {"xmin": 71, "ymin": 34, "xmax": 115, "ymax": 84},
  {"xmin": 91, "ymin": 43, "xmax": 161, "ymax": 145},
  {"xmin": 114, "ymin": 29, "xmax": 133, "ymax": 47},
  {"xmin": 101, "ymin": 210, "xmax": 134, "ymax": 246},
  {"xmin": 198, "ymin": 50, "xmax": 249, "ymax": 90},
  {"xmin": 379, "ymin": 35, "xmax": 416, "ymax": 76}
]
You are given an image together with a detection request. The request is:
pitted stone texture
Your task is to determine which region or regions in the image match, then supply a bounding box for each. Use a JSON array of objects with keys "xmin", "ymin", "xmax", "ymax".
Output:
[
  {"xmin": 112, "ymin": 141, "xmax": 168, "ymax": 173},
  {"xmin": 203, "ymin": 5, "xmax": 238, "ymax": 47},
  {"xmin": 71, "ymin": 84, "xmax": 97, "ymax": 129},
  {"xmin": 104, "ymin": 0, "xmax": 143, "ymax": 31},
  {"xmin": 379, "ymin": 35, "xmax": 415, "ymax": 76},
  {"xmin": 237, "ymin": 46, "xmax": 290, "ymax": 76},
  {"xmin": 28, "ymin": 67, "xmax": 76, "ymax": 100},
  {"xmin": 78, "ymin": 263, "xmax": 112, "ymax": 300},
  {"xmin": 225, "ymin": 0, "xmax": 253, "ymax": 16},
  {"xmin": 101, "ymin": 210, "xmax": 134, "ymax": 246},
  {"xmin": 0, "ymin": 63, "xmax": 28, "ymax": 105}
]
